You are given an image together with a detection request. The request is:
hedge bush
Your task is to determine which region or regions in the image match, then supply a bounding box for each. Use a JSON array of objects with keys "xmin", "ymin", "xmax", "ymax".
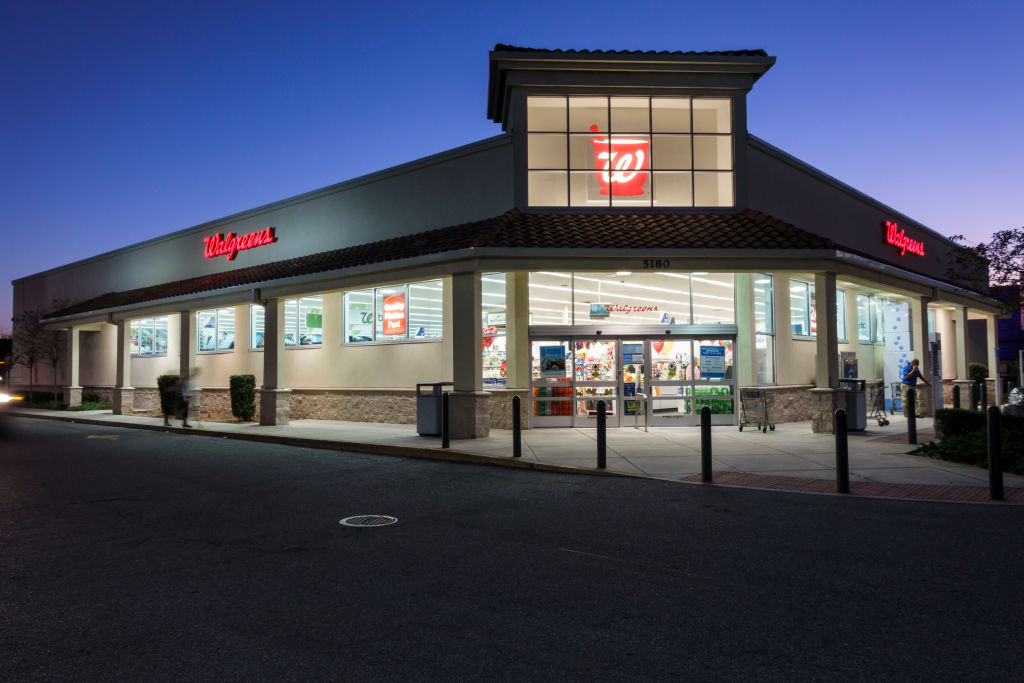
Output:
[
  {"xmin": 969, "ymin": 363, "xmax": 988, "ymax": 387},
  {"xmin": 81, "ymin": 391, "xmax": 103, "ymax": 403},
  {"xmin": 920, "ymin": 408, "xmax": 1024, "ymax": 474},
  {"xmin": 229, "ymin": 374, "xmax": 256, "ymax": 422},
  {"xmin": 157, "ymin": 375, "xmax": 180, "ymax": 417}
]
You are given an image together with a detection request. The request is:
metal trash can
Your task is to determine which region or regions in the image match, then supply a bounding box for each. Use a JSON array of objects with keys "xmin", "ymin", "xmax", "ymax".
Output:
[
  {"xmin": 416, "ymin": 382, "xmax": 453, "ymax": 436},
  {"xmin": 839, "ymin": 378, "xmax": 867, "ymax": 431}
]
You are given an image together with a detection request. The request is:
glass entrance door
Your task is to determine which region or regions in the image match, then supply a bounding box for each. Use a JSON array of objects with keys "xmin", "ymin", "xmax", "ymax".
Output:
[
  {"xmin": 572, "ymin": 339, "xmax": 619, "ymax": 427},
  {"xmin": 530, "ymin": 340, "xmax": 573, "ymax": 426},
  {"xmin": 690, "ymin": 338, "xmax": 736, "ymax": 426},
  {"xmin": 621, "ymin": 340, "xmax": 645, "ymax": 425}
]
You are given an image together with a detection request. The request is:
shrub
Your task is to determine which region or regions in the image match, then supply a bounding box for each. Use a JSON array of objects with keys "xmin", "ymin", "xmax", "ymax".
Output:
[
  {"xmin": 923, "ymin": 408, "xmax": 1024, "ymax": 474},
  {"xmin": 157, "ymin": 375, "xmax": 180, "ymax": 417},
  {"xmin": 969, "ymin": 362, "xmax": 988, "ymax": 387},
  {"xmin": 67, "ymin": 400, "xmax": 111, "ymax": 411},
  {"xmin": 229, "ymin": 374, "xmax": 256, "ymax": 421},
  {"xmin": 81, "ymin": 391, "xmax": 103, "ymax": 403}
]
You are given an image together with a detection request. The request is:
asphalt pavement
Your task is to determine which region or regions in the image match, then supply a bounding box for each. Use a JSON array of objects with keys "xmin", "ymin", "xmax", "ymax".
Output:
[{"xmin": 2, "ymin": 418, "xmax": 1023, "ymax": 681}]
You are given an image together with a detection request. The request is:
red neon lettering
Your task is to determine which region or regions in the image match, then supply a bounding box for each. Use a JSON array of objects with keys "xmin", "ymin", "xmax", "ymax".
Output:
[
  {"xmin": 203, "ymin": 226, "xmax": 276, "ymax": 261},
  {"xmin": 883, "ymin": 221, "xmax": 925, "ymax": 256}
]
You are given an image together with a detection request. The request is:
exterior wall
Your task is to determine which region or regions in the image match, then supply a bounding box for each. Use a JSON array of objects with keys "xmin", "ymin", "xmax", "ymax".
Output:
[
  {"xmin": 747, "ymin": 138, "xmax": 971, "ymax": 286},
  {"xmin": 12, "ymin": 137, "xmax": 513, "ymax": 317}
]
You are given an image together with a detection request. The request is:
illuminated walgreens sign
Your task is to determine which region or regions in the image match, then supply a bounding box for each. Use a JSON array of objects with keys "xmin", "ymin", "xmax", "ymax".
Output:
[
  {"xmin": 591, "ymin": 125, "xmax": 649, "ymax": 196},
  {"xmin": 883, "ymin": 220, "xmax": 925, "ymax": 256},
  {"xmin": 204, "ymin": 226, "xmax": 277, "ymax": 261}
]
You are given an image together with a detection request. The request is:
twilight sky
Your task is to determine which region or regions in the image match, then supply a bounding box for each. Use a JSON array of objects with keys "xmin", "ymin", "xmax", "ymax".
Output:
[{"xmin": 2, "ymin": 0, "xmax": 1022, "ymax": 329}]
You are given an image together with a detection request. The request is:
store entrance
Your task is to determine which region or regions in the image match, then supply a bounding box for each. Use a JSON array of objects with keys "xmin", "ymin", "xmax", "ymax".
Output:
[{"xmin": 530, "ymin": 336, "xmax": 735, "ymax": 428}]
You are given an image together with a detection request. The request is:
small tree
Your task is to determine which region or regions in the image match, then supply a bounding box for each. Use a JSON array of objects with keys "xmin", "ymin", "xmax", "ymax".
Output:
[
  {"xmin": 11, "ymin": 309, "xmax": 45, "ymax": 403},
  {"xmin": 950, "ymin": 227, "xmax": 1024, "ymax": 314},
  {"xmin": 42, "ymin": 328, "xmax": 68, "ymax": 397}
]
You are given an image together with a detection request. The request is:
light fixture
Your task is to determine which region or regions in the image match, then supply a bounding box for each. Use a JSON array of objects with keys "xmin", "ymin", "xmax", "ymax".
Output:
[
  {"xmin": 692, "ymin": 271, "xmax": 709, "ymax": 276},
  {"xmin": 616, "ymin": 271, "xmax": 632, "ymax": 276}
]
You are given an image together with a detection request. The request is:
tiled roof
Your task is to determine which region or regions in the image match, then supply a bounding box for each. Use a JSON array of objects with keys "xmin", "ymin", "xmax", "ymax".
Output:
[
  {"xmin": 44, "ymin": 209, "xmax": 832, "ymax": 319},
  {"xmin": 492, "ymin": 44, "xmax": 769, "ymax": 57}
]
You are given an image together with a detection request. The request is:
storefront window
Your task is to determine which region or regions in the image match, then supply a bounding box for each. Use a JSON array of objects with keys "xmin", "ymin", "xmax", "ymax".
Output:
[
  {"xmin": 482, "ymin": 273, "xmax": 507, "ymax": 388},
  {"xmin": 528, "ymin": 271, "xmax": 736, "ymax": 325},
  {"xmin": 343, "ymin": 280, "xmax": 443, "ymax": 344},
  {"xmin": 250, "ymin": 295, "xmax": 323, "ymax": 349},
  {"xmin": 754, "ymin": 274, "xmax": 775, "ymax": 385},
  {"xmin": 197, "ymin": 308, "xmax": 236, "ymax": 352},
  {"xmin": 527, "ymin": 96, "xmax": 733, "ymax": 208},
  {"xmin": 130, "ymin": 317, "xmax": 169, "ymax": 357},
  {"xmin": 874, "ymin": 298, "xmax": 885, "ymax": 344}
]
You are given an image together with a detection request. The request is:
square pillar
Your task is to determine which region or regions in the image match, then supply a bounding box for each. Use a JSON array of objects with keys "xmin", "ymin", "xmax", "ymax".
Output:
[
  {"xmin": 62, "ymin": 326, "xmax": 82, "ymax": 406},
  {"xmin": 987, "ymin": 315, "xmax": 1000, "ymax": 404},
  {"xmin": 734, "ymin": 273, "xmax": 756, "ymax": 386},
  {"xmin": 260, "ymin": 298, "xmax": 291, "ymax": 425},
  {"xmin": 955, "ymin": 306, "xmax": 969, "ymax": 380},
  {"xmin": 450, "ymin": 271, "xmax": 489, "ymax": 438},
  {"xmin": 813, "ymin": 272, "xmax": 838, "ymax": 388},
  {"xmin": 178, "ymin": 310, "xmax": 201, "ymax": 422},
  {"xmin": 112, "ymin": 319, "xmax": 134, "ymax": 415},
  {"xmin": 917, "ymin": 297, "xmax": 933, "ymax": 417},
  {"xmin": 505, "ymin": 271, "xmax": 531, "ymax": 390}
]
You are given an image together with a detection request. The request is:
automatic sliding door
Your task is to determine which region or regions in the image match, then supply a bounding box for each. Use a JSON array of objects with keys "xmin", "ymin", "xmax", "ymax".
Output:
[
  {"xmin": 691, "ymin": 338, "xmax": 736, "ymax": 425},
  {"xmin": 573, "ymin": 339, "xmax": 619, "ymax": 428},
  {"xmin": 531, "ymin": 340, "xmax": 572, "ymax": 426},
  {"xmin": 648, "ymin": 339, "xmax": 693, "ymax": 425}
]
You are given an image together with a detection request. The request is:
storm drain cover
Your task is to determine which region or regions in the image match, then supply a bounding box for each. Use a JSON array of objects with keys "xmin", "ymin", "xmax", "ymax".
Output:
[{"xmin": 339, "ymin": 515, "xmax": 398, "ymax": 527}]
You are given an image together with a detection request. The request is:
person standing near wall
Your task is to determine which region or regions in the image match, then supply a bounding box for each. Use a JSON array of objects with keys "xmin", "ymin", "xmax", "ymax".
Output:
[{"xmin": 901, "ymin": 358, "xmax": 930, "ymax": 418}]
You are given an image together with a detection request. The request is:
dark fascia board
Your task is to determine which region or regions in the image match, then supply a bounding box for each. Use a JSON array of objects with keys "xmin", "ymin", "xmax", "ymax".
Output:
[{"xmin": 488, "ymin": 49, "xmax": 776, "ymax": 124}]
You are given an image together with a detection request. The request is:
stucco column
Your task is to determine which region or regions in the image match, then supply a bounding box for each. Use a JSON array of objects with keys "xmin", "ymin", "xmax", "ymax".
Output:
[
  {"xmin": 178, "ymin": 310, "xmax": 200, "ymax": 422},
  {"xmin": 62, "ymin": 326, "xmax": 82, "ymax": 406},
  {"xmin": 505, "ymin": 270, "xmax": 530, "ymax": 429},
  {"xmin": 450, "ymin": 271, "xmax": 489, "ymax": 438},
  {"xmin": 112, "ymin": 319, "xmax": 134, "ymax": 415},
  {"xmin": 811, "ymin": 272, "xmax": 840, "ymax": 432},
  {"xmin": 260, "ymin": 298, "xmax": 290, "ymax": 425},
  {"xmin": 987, "ymin": 315, "xmax": 999, "ymax": 404},
  {"xmin": 916, "ymin": 297, "xmax": 933, "ymax": 417},
  {"xmin": 734, "ymin": 273, "xmax": 755, "ymax": 386},
  {"xmin": 955, "ymin": 306, "xmax": 969, "ymax": 380}
]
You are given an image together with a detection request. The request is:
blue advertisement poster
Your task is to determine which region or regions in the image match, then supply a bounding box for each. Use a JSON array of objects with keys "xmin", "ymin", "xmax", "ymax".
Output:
[
  {"xmin": 539, "ymin": 345, "xmax": 566, "ymax": 378},
  {"xmin": 699, "ymin": 345, "xmax": 726, "ymax": 378}
]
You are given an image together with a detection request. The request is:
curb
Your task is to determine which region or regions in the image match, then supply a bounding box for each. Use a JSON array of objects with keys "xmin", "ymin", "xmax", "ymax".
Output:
[{"xmin": 5, "ymin": 411, "xmax": 631, "ymax": 479}]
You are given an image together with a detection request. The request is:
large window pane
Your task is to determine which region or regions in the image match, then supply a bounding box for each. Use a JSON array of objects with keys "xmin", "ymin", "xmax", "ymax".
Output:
[
  {"xmin": 693, "ymin": 135, "xmax": 732, "ymax": 170},
  {"xmin": 692, "ymin": 98, "xmax": 731, "ymax": 133},
  {"xmin": 754, "ymin": 274, "xmax": 774, "ymax": 333},
  {"xmin": 569, "ymin": 96, "xmax": 607, "ymax": 132},
  {"xmin": 528, "ymin": 171, "xmax": 567, "ymax": 206},
  {"xmin": 756, "ymin": 333, "xmax": 775, "ymax": 385},
  {"xmin": 857, "ymin": 294, "xmax": 871, "ymax": 343},
  {"xmin": 408, "ymin": 280, "xmax": 443, "ymax": 339},
  {"xmin": 694, "ymin": 171, "xmax": 734, "ymax": 207},
  {"xmin": 527, "ymin": 96, "xmax": 566, "ymax": 132},
  {"xmin": 217, "ymin": 308, "xmax": 235, "ymax": 350},
  {"xmin": 691, "ymin": 273, "xmax": 734, "ymax": 324},
  {"xmin": 139, "ymin": 320, "xmax": 153, "ymax": 355},
  {"xmin": 130, "ymin": 321, "xmax": 140, "ymax": 356},
  {"xmin": 284, "ymin": 299, "xmax": 298, "ymax": 346},
  {"xmin": 652, "ymin": 97, "xmax": 691, "ymax": 133},
  {"xmin": 610, "ymin": 97, "xmax": 649, "ymax": 132},
  {"xmin": 529, "ymin": 271, "xmax": 573, "ymax": 325},
  {"xmin": 651, "ymin": 135, "xmax": 691, "ymax": 170},
  {"xmin": 250, "ymin": 304, "xmax": 265, "ymax": 349},
  {"xmin": 836, "ymin": 289, "xmax": 847, "ymax": 341},
  {"xmin": 528, "ymin": 134, "xmax": 566, "ymax": 168},
  {"xmin": 790, "ymin": 280, "xmax": 810, "ymax": 336},
  {"xmin": 154, "ymin": 318, "xmax": 168, "ymax": 354},
  {"xmin": 297, "ymin": 296, "xmax": 322, "ymax": 345},
  {"xmin": 652, "ymin": 172, "xmax": 693, "ymax": 207},
  {"xmin": 344, "ymin": 290, "xmax": 374, "ymax": 343}
]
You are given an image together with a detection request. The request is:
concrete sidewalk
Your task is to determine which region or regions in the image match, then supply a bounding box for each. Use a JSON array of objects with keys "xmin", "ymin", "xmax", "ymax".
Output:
[{"xmin": 8, "ymin": 408, "xmax": 1023, "ymax": 503}]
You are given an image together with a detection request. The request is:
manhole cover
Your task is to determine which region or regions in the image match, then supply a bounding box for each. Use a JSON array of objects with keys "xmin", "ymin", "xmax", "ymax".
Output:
[{"xmin": 339, "ymin": 515, "xmax": 398, "ymax": 527}]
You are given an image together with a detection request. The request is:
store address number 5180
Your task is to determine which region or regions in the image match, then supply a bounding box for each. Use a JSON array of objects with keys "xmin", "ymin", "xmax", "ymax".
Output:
[{"xmin": 642, "ymin": 259, "xmax": 670, "ymax": 269}]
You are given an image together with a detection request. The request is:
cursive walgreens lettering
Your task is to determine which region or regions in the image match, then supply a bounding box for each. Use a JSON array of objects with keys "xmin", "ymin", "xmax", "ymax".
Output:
[{"xmin": 204, "ymin": 226, "xmax": 277, "ymax": 260}]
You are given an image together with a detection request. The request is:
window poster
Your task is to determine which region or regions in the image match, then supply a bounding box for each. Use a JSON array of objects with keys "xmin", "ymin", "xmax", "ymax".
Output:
[
  {"xmin": 699, "ymin": 345, "xmax": 726, "ymax": 378},
  {"xmin": 382, "ymin": 294, "xmax": 407, "ymax": 335},
  {"xmin": 540, "ymin": 345, "xmax": 566, "ymax": 378}
]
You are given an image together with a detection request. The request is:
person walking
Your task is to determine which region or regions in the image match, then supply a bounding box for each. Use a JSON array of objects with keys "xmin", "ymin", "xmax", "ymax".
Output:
[
  {"xmin": 162, "ymin": 376, "xmax": 180, "ymax": 427},
  {"xmin": 901, "ymin": 358, "xmax": 929, "ymax": 418},
  {"xmin": 177, "ymin": 369, "xmax": 197, "ymax": 428}
]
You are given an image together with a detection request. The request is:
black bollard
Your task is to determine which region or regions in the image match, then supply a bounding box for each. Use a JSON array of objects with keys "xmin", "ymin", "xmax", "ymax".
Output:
[
  {"xmin": 596, "ymin": 400, "xmax": 607, "ymax": 469},
  {"xmin": 988, "ymin": 406, "xmax": 1003, "ymax": 501},
  {"xmin": 835, "ymin": 409, "xmax": 849, "ymax": 493},
  {"xmin": 512, "ymin": 395, "xmax": 521, "ymax": 458},
  {"xmin": 952, "ymin": 384, "xmax": 961, "ymax": 410},
  {"xmin": 700, "ymin": 406, "xmax": 712, "ymax": 482},
  {"xmin": 441, "ymin": 391, "xmax": 450, "ymax": 449},
  {"xmin": 970, "ymin": 383, "xmax": 979, "ymax": 411},
  {"xmin": 981, "ymin": 382, "xmax": 988, "ymax": 411},
  {"xmin": 907, "ymin": 388, "xmax": 917, "ymax": 445}
]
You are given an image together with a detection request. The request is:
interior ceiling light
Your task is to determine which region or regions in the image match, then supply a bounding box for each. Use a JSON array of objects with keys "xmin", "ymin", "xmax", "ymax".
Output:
[{"xmin": 616, "ymin": 271, "xmax": 632, "ymax": 276}]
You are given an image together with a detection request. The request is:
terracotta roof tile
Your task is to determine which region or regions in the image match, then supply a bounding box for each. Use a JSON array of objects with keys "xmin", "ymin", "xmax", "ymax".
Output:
[{"xmin": 44, "ymin": 209, "xmax": 832, "ymax": 319}]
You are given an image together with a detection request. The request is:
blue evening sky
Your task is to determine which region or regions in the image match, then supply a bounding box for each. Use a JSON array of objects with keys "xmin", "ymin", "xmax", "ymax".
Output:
[{"xmin": 2, "ymin": 0, "xmax": 1022, "ymax": 328}]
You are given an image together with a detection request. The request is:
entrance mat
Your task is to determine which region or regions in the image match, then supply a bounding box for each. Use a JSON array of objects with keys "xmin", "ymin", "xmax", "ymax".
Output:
[{"xmin": 681, "ymin": 471, "xmax": 1024, "ymax": 504}]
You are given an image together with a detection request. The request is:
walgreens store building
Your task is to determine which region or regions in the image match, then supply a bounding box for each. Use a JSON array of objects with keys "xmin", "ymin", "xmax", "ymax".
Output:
[{"xmin": 12, "ymin": 46, "xmax": 1001, "ymax": 437}]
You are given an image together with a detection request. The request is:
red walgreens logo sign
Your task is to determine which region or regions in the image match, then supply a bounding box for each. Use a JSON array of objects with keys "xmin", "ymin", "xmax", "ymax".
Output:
[
  {"xmin": 883, "ymin": 221, "xmax": 925, "ymax": 256},
  {"xmin": 204, "ymin": 226, "xmax": 276, "ymax": 261},
  {"xmin": 591, "ymin": 125, "xmax": 650, "ymax": 196}
]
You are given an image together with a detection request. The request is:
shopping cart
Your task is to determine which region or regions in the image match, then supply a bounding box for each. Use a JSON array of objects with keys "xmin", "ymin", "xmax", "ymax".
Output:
[
  {"xmin": 869, "ymin": 383, "xmax": 890, "ymax": 427},
  {"xmin": 739, "ymin": 388, "xmax": 775, "ymax": 433}
]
